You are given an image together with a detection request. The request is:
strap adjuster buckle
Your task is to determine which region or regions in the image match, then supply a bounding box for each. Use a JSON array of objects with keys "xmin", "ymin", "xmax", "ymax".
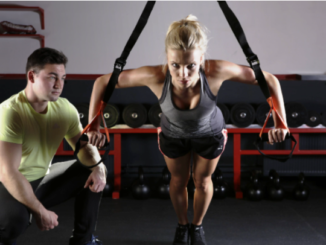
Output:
[
  {"xmin": 114, "ymin": 58, "xmax": 126, "ymax": 71},
  {"xmin": 247, "ymin": 55, "xmax": 260, "ymax": 68}
]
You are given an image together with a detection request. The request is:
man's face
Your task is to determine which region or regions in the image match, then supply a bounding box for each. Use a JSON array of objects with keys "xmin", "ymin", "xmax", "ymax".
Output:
[{"xmin": 30, "ymin": 64, "xmax": 66, "ymax": 102}]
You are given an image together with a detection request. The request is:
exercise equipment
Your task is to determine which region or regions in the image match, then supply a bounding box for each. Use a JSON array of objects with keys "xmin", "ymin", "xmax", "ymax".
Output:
[
  {"xmin": 218, "ymin": 1, "xmax": 297, "ymax": 161},
  {"xmin": 266, "ymin": 169, "xmax": 284, "ymax": 201},
  {"xmin": 305, "ymin": 111, "xmax": 321, "ymax": 127},
  {"xmin": 74, "ymin": 2, "xmax": 155, "ymax": 168},
  {"xmin": 230, "ymin": 103, "xmax": 255, "ymax": 127},
  {"xmin": 148, "ymin": 103, "xmax": 162, "ymax": 127},
  {"xmin": 187, "ymin": 176, "xmax": 196, "ymax": 199},
  {"xmin": 100, "ymin": 103, "xmax": 120, "ymax": 128},
  {"xmin": 122, "ymin": 103, "xmax": 148, "ymax": 128},
  {"xmin": 157, "ymin": 167, "xmax": 170, "ymax": 199},
  {"xmin": 245, "ymin": 171, "xmax": 264, "ymax": 201},
  {"xmin": 256, "ymin": 102, "xmax": 274, "ymax": 127},
  {"xmin": 0, "ymin": 20, "xmax": 36, "ymax": 34},
  {"xmin": 217, "ymin": 103, "xmax": 230, "ymax": 124},
  {"xmin": 293, "ymin": 172, "xmax": 310, "ymax": 201},
  {"xmin": 212, "ymin": 168, "xmax": 228, "ymax": 199},
  {"xmin": 102, "ymin": 183, "xmax": 112, "ymax": 198},
  {"xmin": 131, "ymin": 167, "xmax": 150, "ymax": 200},
  {"xmin": 285, "ymin": 102, "xmax": 307, "ymax": 128},
  {"xmin": 320, "ymin": 112, "xmax": 326, "ymax": 126},
  {"xmin": 75, "ymin": 103, "xmax": 89, "ymax": 128}
]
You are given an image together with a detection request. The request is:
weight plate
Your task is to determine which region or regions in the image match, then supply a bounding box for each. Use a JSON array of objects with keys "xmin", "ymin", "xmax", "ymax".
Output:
[
  {"xmin": 122, "ymin": 103, "xmax": 147, "ymax": 128},
  {"xmin": 100, "ymin": 103, "xmax": 120, "ymax": 128},
  {"xmin": 256, "ymin": 102, "xmax": 274, "ymax": 127},
  {"xmin": 321, "ymin": 112, "xmax": 326, "ymax": 126},
  {"xmin": 285, "ymin": 102, "xmax": 307, "ymax": 128},
  {"xmin": 217, "ymin": 103, "xmax": 230, "ymax": 124},
  {"xmin": 74, "ymin": 103, "xmax": 89, "ymax": 128},
  {"xmin": 230, "ymin": 103, "xmax": 255, "ymax": 127},
  {"xmin": 305, "ymin": 110, "xmax": 321, "ymax": 127},
  {"xmin": 148, "ymin": 103, "xmax": 162, "ymax": 127}
]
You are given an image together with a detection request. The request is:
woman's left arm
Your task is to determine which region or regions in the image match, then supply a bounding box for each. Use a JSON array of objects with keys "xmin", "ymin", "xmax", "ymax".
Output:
[{"xmin": 208, "ymin": 60, "xmax": 288, "ymax": 144}]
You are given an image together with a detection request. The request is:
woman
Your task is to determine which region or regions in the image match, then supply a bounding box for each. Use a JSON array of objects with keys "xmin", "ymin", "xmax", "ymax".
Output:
[{"xmin": 87, "ymin": 15, "xmax": 288, "ymax": 245}]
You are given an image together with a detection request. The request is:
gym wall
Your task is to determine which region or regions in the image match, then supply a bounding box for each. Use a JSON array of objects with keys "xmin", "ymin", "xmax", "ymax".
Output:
[{"xmin": 1, "ymin": 1, "xmax": 326, "ymax": 74}]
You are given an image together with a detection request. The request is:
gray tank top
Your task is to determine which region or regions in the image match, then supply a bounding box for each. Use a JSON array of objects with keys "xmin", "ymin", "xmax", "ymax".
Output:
[{"xmin": 159, "ymin": 69, "xmax": 225, "ymax": 139}]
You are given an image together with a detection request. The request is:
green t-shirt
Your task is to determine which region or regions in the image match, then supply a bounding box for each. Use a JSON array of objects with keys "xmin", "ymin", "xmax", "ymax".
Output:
[{"xmin": 0, "ymin": 90, "xmax": 82, "ymax": 181}]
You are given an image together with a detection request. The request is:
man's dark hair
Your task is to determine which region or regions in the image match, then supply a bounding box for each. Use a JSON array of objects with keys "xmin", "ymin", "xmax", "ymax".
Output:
[{"xmin": 26, "ymin": 47, "xmax": 68, "ymax": 74}]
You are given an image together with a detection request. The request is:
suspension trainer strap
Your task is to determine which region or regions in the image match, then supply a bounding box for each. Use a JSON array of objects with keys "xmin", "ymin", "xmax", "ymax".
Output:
[
  {"xmin": 102, "ymin": 1, "xmax": 156, "ymax": 103},
  {"xmin": 218, "ymin": 1, "xmax": 296, "ymax": 161},
  {"xmin": 74, "ymin": 1, "xmax": 156, "ymax": 168}
]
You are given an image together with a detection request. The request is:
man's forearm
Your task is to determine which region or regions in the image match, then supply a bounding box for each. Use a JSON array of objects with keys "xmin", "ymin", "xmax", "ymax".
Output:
[
  {"xmin": 1, "ymin": 170, "xmax": 43, "ymax": 213},
  {"xmin": 77, "ymin": 143, "xmax": 105, "ymax": 170}
]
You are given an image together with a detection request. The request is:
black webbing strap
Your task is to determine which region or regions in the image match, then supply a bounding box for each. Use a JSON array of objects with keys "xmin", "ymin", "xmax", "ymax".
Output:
[
  {"xmin": 218, "ymin": 1, "xmax": 296, "ymax": 161},
  {"xmin": 218, "ymin": 1, "xmax": 270, "ymax": 99},
  {"xmin": 102, "ymin": 1, "xmax": 156, "ymax": 103}
]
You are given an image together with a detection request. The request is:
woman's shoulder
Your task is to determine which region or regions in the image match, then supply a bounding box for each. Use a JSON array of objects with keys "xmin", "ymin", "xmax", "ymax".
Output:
[{"xmin": 204, "ymin": 59, "xmax": 240, "ymax": 79}]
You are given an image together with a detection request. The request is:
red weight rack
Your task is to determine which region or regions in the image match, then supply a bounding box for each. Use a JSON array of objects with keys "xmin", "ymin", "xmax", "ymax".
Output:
[{"xmin": 55, "ymin": 127, "xmax": 326, "ymax": 199}]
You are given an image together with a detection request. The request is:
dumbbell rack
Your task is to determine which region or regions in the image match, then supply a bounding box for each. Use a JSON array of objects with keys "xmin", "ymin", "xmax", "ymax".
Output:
[{"xmin": 55, "ymin": 126, "xmax": 326, "ymax": 199}]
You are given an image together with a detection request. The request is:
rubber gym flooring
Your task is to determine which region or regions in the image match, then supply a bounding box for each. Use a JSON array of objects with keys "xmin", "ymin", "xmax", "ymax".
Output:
[{"xmin": 17, "ymin": 179, "xmax": 326, "ymax": 245}]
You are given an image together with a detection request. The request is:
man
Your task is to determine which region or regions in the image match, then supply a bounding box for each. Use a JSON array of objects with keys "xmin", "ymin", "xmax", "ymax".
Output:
[{"xmin": 0, "ymin": 47, "xmax": 107, "ymax": 245}]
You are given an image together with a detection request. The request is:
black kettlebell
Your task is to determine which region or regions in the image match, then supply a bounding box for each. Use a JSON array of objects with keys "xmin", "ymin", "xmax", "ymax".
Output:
[
  {"xmin": 266, "ymin": 169, "xmax": 284, "ymax": 201},
  {"xmin": 245, "ymin": 171, "xmax": 264, "ymax": 201},
  {"xmin": 102, "ymin": 182, "xmax": 112, "ymax": 198},
  {"xmin": 213, "ymin": 168, "xmax": 227, "ymax": 199},
  {"xmin": 131, "ymin": 167, "xmax": 150, "ymax": 200},
  {"xmin": 187, "ymin": 176, "xmax": 196, "ymax": 199},
  {"xmin": 293, "ymin": 172, "xmax": 310, "ymax": 201},
  {"xmin": 157, "ymin": 167, "xmax": 170, "ymax": 199}
]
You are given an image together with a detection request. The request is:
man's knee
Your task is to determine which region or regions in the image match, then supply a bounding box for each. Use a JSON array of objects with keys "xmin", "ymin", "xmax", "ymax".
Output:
[{"xmin": 0, "ymin": 204, "xmax": 30, "ymax": 242}]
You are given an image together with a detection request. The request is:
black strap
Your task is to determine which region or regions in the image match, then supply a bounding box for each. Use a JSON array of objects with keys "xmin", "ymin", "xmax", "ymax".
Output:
[
  {"xmin": 74, "ymin": 134, "xmax": 111, "ymax": 169},
  {"xmin": 102, "ymin": 1, "xmax": 156, "ymax": 103},
  {"xmin": 218, "ymin": 1, "xmax": 296, "ymax": 161},
  {"xmin": 218, "ymin": 1, "xmax": 270, "ymax": 99},
  {"xmin": 253, "ymin": 133, "xmax": 297, "ymax": 162}
]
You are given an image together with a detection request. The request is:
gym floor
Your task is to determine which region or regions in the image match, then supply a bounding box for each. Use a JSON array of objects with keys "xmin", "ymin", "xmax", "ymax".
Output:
[{"xmin": 17, "ymin": 179, "xmax": 326, "ymax": 245}]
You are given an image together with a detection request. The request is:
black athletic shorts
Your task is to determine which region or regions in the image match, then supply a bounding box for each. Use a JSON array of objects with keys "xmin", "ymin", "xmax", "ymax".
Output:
[{"xmin": 157, "ymin": 128, "xmax": 228, "ymax": 160}]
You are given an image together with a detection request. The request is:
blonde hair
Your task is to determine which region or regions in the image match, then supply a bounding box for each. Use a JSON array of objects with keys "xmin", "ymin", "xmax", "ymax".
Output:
[{"xmin": 165, "ymin": 15, "xmax": 208, "ymax": 64}]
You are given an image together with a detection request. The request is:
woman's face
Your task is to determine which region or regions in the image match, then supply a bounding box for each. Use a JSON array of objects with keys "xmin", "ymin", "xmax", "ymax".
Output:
[{"xmin": 166, "ymin": 48, "xmax": 203, "ymax": 89}]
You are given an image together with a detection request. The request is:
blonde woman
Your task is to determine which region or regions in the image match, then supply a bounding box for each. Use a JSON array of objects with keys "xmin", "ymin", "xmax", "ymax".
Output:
[{"xmin": 88, "ymin": 15, "xmax": 288, "ymax": 245}]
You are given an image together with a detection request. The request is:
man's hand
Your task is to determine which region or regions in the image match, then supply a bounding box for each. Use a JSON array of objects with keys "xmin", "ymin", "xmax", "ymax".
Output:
[
  {"xmin": 87, "ymin": 130, "xmax": 106, "ymax": 149},
  {"xmin": 268, "ymin": 128, "xmax": 288, "ymax": 145},
  {"xmin": 32, "ymin": 205, "xmax": 59, "ymax": 231},
  {"xmin": 84, "ymin": 164, "xmax": 107, "ymax": 193}
]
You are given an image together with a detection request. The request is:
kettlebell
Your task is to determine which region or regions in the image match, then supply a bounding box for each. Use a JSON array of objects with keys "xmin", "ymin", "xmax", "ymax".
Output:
[
  {"xmin": 131, "ymin": 167, "xmax": 150, "ymax": 200},
  {"xmin": 293, "ymin": 172, "xmax": 310, "ymax": 201},
  {"xmin": 157, "ymin": 167, "xmax": 170, "ymax": 199},
  {"xmin": 187, "ymin": 176, "xmax": 196, "ymax": 199},
  {"xmin": 245, "ymin": 171, "xmax": 264, "ymax": 201},
  {"xmin": 213, "ymin": 168, "xmax": 227, "ymax": 199},
  {"xmin": 266, "ymin": 169, "xmax": 284, "ymax": 201}
]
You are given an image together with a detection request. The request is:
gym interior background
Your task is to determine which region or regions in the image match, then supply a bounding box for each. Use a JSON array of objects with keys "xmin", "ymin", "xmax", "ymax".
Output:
[{"xmin": 1, "ymin": 2, "xmax": 326, "ymax": 245}]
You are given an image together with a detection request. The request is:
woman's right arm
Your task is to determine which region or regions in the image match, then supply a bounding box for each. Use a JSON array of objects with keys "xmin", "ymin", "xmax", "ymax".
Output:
[{"xmin": 87, "ymin": 66, "xmax": 165, "ymax": 147}]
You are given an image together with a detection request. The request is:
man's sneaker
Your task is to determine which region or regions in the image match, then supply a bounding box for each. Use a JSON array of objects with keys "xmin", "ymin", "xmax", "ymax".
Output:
[
  {"xmin": 173, "ymin": 223, "xmax": 190, "ymax": 245},
  {"xmin": 85, "ymin": 235, "xmax": 102, "ymax": 245},
  {"xmin": 69, "ymin": 234, "xmax": 102, "ymax": 245},
  {"xmin": 190, "ymin": 224, "xmax": 207, "ymax": 245}
]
